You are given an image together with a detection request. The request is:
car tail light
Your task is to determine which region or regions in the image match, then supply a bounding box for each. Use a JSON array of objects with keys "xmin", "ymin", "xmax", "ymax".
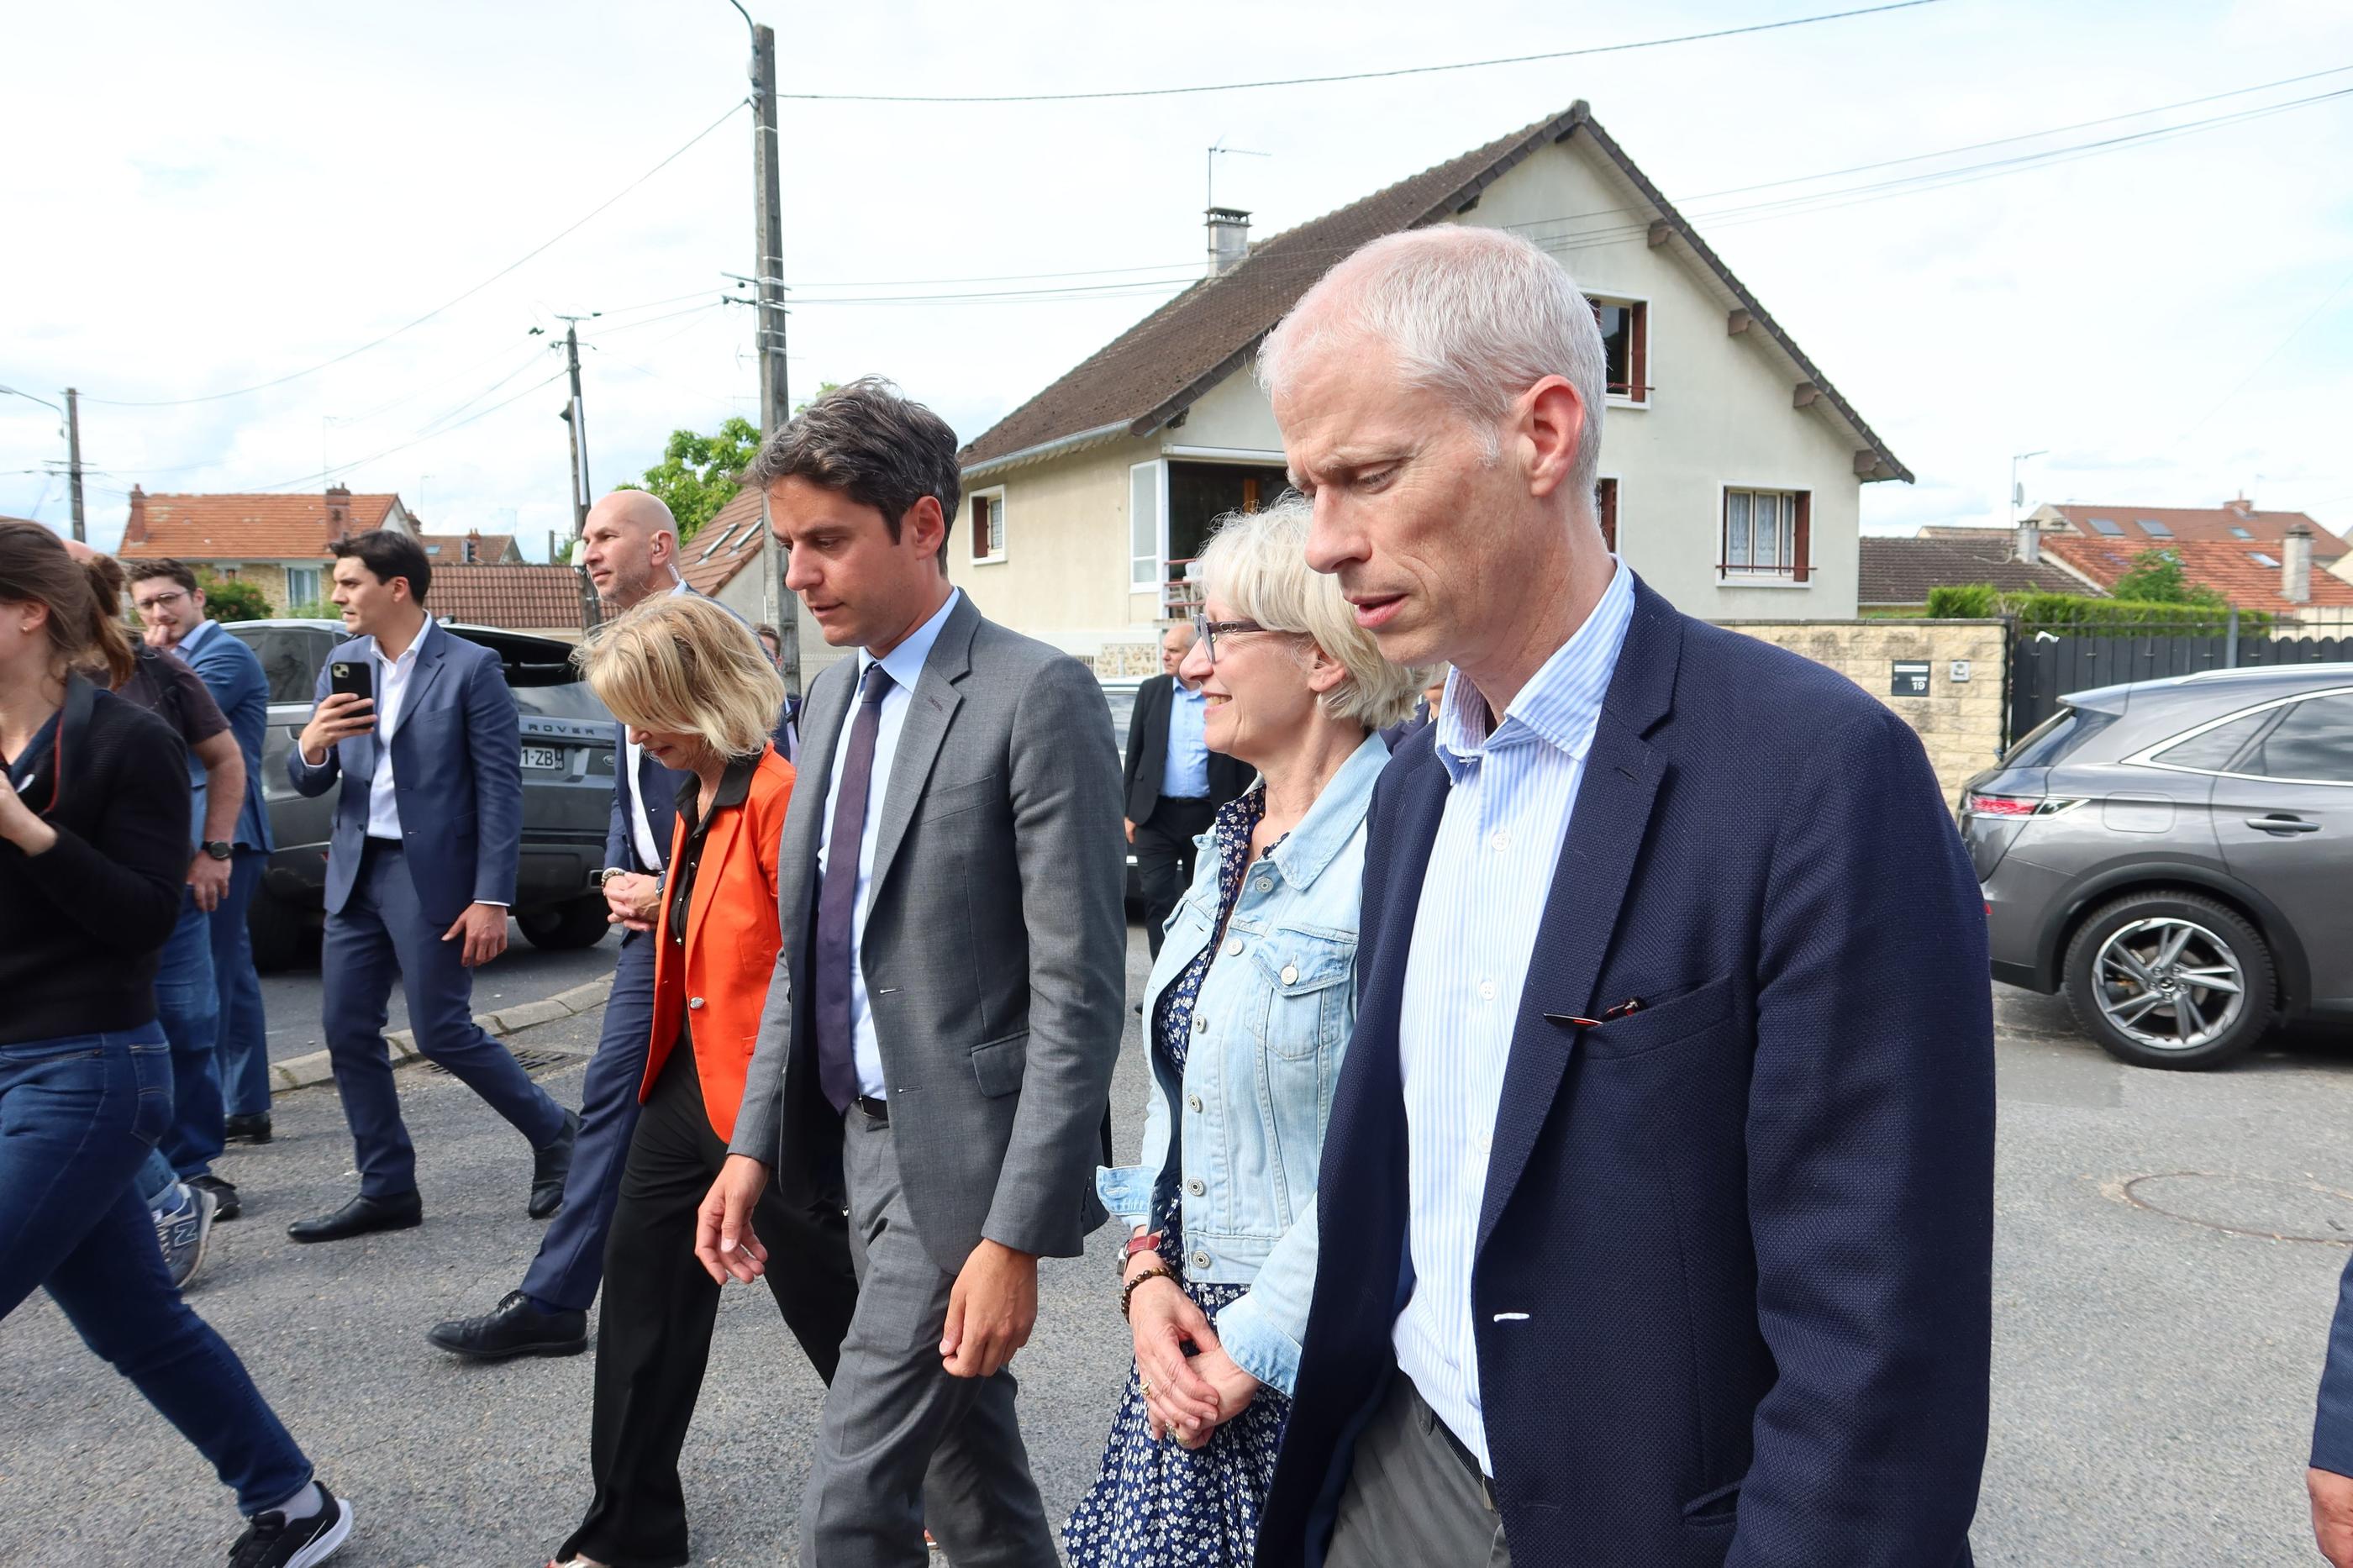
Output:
[{"xmin": 1964, "ymin": 793, "xmax": 2086, "ymax": 818}]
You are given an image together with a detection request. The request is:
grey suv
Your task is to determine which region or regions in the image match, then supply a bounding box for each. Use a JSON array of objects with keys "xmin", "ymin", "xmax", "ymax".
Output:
[
  {"xmin": 227, "ymin": 620, "xmax": 619, "ymax": 971},
  {"xmin": 1966, "ymin": 663, "xmax": 2353, "ymax": 1069}
]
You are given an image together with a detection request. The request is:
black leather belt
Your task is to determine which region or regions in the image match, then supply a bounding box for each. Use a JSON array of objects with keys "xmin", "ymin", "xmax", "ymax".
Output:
[{"xmin": 855, "ymin": 1094, "xmax": 889, "ymax": 1123}]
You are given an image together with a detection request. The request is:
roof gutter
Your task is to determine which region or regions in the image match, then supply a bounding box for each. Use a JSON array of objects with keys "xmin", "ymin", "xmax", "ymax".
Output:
[{"xmin": 961, "ymin": 420, "xmax": 1129, "ymax": 481}]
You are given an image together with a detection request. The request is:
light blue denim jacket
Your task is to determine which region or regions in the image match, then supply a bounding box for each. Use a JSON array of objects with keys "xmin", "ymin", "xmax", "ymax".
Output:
[{"xmin": 1098, "ymin": 733, "xmax": 1388, "ymax": 1397}]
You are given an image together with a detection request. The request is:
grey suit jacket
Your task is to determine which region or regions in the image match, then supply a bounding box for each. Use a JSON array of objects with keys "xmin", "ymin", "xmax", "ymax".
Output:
[{"xmin": 729, "ymin": 593, "xmax": 1127, "ymax": 1271}]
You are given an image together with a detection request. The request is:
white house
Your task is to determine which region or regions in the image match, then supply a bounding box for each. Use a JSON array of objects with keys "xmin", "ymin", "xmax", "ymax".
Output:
[{"xmin": 946, "ymin": 101, "xmax": 1908, "ymax": 670}]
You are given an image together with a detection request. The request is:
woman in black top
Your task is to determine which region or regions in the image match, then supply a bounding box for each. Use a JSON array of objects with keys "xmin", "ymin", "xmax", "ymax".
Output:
[{"xmin": 0, "ymin": 521, "xmax": 354, "ymax": 1568}]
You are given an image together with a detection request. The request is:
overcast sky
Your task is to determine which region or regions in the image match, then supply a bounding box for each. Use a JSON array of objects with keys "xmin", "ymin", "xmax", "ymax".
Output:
[{"xmin": 4, "ymin": 0, "xmax": 2348, "ymax": 558}]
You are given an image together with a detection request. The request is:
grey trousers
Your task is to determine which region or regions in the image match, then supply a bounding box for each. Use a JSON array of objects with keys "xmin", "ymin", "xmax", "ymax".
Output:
[
  {"xmin": 1326, "ymin": 1375, "xmax": 1512, "ymax": 1568},
  {"xmin": 801, "ymin": 1107, "xmax": 1055, "ymax": 1568}
]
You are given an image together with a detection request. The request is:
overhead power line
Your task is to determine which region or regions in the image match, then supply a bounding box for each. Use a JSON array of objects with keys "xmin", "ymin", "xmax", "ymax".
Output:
[
  {"xmin": 781, "ymin": 0, "xmax": 1942, "ymax": 103},
  {"xmin": 85, "ymin": 101, "xmax": 747, "ymax": 408}
]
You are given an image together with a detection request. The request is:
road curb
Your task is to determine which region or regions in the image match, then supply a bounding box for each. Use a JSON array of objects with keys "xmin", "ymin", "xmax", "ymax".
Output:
[{"xmin": 267, "ymin": 972, "xmax": 614, "ymax": 1096}]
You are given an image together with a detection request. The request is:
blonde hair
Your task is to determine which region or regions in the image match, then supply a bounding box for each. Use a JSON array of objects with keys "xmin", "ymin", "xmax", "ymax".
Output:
[
  {"xmin": 1197, "ymin": 497, "xmax": 1433, "ymax": 730},
  {"xmin": 575, "ymin": 594, "xmax": 785, "ymax": 760}
]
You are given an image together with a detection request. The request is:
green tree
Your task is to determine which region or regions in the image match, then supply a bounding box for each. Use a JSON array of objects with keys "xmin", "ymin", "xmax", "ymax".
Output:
[
  {"xmin": 199, "ymin": 571, "xmax": 273, "ymax": 623},
  {"xmin": 2108, "ymin": 548, "xmax": 2228, "ymax": 609},
  {"xmin": 615, "ymin": 417, "xmax": 761, "ymax": 543},
  {"xmin": 792, "ymin": 381, "xmax": 843, "ymax": 416}
]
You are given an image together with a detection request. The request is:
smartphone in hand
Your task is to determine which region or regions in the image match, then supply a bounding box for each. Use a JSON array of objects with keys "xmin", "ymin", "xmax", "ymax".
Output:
[{"xmin": 329, "ymin": 660, "xmax": 374, "ymax": 703}]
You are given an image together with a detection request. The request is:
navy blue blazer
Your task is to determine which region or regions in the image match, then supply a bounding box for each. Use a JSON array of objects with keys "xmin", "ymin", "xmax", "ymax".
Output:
[
  {"xmin": 180, "ymin": 619, "xmax": 274, "ymax": 850},
  {"xmin": 2314, "ymin": 1257, "xmax": 2353, "ymax": 1476},
  {"xmin": 1257, "ymin": 578, "xmax": 1995, "ymax": 1568},
  {"xmin": 604, "ymin": 737, "xmax": 692, "ymax": 877},
  {"xmin": 287, "ymin": 618, "xmax": 523, "ymax": 926}
]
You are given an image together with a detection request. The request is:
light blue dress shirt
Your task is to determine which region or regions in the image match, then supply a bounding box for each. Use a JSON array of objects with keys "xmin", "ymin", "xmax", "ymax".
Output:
[
  {"xmin": 816, "ymin": 588, "xmax": 962, "ymax": 1100},
  {"xmin": 1392, "ymin": 560, "xmax": 1635, "ymax": 1473},
  {"xmin": 1160, "ymin": 681, "xmax": 1212, "ymax": 799}
]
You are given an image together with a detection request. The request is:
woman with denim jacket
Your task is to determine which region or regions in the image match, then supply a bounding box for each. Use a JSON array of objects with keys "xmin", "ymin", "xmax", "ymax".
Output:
[{"xmin": 1065, "ymin": 500, "xmax": 1434, "ymax": 1568}]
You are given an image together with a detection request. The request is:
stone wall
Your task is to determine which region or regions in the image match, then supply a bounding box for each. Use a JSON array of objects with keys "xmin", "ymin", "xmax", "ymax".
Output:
[{"xmin": 1715, "ymin": 618, "xmax": 2008, "ymax": 809}]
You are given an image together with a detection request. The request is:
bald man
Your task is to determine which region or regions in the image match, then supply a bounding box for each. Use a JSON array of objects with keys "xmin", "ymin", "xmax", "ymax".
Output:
[{"xmin": 428, "ymin": 492, "xmax": 723, "ymax": 1358}]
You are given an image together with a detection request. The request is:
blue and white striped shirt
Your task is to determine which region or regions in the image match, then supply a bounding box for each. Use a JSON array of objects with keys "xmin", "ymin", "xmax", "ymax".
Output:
[{"xmin": 1392, "ymin": 560, "xmax": 1636, "ymax": 1474}]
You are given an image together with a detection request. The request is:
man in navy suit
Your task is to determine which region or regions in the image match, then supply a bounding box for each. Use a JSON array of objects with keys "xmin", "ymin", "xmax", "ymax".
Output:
[
  {"xmin": 286, "ymin": 529, "xmax": 576, "ymax": 1244},
  {"xmin": 126, "ymin": 560, "xmax": 279, "ymax": 1150},
  {"xmin": 1240, "ymin": 227, "xmax": 1994, "ymax": 1566},
  {"xmin": 2308, "ymin": 1260, "xmax": 2353, "ymax": 1565},
  {"xmin": 429, "ymin": 491, "xmax": 699, "ymax": 1358}
]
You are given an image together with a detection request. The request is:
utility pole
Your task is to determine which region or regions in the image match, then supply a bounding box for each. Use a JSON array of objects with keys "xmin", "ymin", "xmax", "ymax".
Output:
[
  {"xmin": 740, "ymin": 8, "xmax": 800, "ymax": 695},
  {"xmin": 62, "ymin": 388, "xmax": 87, "ymax": 543},
  {"xmin": 555, "ymin": 317, "xmax": 601, "ymax": 632}
]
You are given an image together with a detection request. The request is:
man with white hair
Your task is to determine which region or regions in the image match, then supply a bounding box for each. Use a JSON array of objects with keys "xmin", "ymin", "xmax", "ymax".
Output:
[
  {"xmin": 1251, "ymin": 226, "xmax": 1995, "ymax": 1566},
  {"xmin": 429, "ymin": 490, "xmax": 706, "ymax": 1360}
]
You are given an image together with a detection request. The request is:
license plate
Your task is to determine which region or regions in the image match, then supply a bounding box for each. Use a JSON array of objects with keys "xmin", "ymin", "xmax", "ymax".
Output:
[{"xmin": 521, "ymin": 745, "xmax": 564, "ymax": 771}]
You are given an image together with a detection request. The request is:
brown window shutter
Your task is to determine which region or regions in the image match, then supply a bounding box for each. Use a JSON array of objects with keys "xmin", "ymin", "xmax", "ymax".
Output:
[
  {"xmin": 1792, "ymin": 492, "xmax": 1812, "ymax": 582},
  {"xmin": 1630, "ymin": 303, "xmax": 1648, "ymax": 403},
  {"xmin": 972, "ymin": 496, "xmax": 989, "ymax": 560},
  {"xmin": 1598, "ymin": 478, "xmax": 1619, "ymax": 553},
  {"xmin": 1720, "ymin": 487, "xmax": 1730, "ymax": 571}
]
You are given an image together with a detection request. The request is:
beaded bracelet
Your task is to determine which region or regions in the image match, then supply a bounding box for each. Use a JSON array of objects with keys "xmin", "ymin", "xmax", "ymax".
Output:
[{"xmin": 1120, "ymin": 1265, "xmax": 1180, "ymax": 1320}]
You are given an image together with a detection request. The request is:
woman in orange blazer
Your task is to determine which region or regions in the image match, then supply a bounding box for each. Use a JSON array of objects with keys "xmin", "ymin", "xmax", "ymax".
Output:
[{"xmin": 550, "ymin": 593, "xmax": 855, "ymax": 1568}]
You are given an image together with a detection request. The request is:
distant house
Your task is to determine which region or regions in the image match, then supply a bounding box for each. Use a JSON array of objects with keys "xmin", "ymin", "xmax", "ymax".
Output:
[
  {"xmin": 946, "ymin": 99, "xmax": 1911, "ymax": 670},
  {"xmin": 426, "ymin": 565, "xmax": 594, "ymax": 639},
  {"xmin": 2042, "ymin": 524, "xmax": 2353, "ymax": 614},
  {"xmin": 2014, "ymin": 497, "xmax": 2347, "ymax": 564},
  {"xmin": 418, "ymin": 529, "xmax": 524, "ymax": 566},
  {"xmin": 1858, "ymin": 531, "xmax": 2098, "ymax": 613},
  {"xmin": 118, "ymin": 484, "xmax": 418, "ymax": 612}
]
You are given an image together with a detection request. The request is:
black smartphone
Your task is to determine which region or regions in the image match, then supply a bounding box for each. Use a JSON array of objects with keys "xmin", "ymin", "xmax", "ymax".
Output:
[{"xmin": 329, "ymin": 660, "xmax": 373, "ymax": 702}]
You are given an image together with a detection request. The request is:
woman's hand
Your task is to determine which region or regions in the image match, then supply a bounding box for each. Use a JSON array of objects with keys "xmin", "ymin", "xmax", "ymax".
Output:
[
  {"xmin": 0, "ymin": 781, "xmax": 56, "ymax": 855},
  {"xmin": 1171, "ymin": 1344, "xmax": 1261, "ymax": 1450},
  {"xmin": 1127, "ymin": 1269, "xmax": 1221, "ymax": 1444}
]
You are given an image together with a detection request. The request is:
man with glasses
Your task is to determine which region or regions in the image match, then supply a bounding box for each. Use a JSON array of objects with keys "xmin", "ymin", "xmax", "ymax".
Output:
[
  {"xmin": 124, "ymin": 559, "xmax": 276, "ymax": 1200},
  {"xmin": 1120, "ymin": 619, "xmax": 1250, "ymax": 958}
]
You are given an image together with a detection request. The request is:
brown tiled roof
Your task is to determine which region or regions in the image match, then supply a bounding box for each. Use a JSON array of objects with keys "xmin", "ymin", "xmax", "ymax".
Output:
[
  {"xmin": 961, "ymin": 102, "xmax": 1908, "ymax": 483},
  {"xmin": 2042, "ymin": 536, "xmax": 2353, "ymax": 610},
  {"xmin": 2044, "ymin": 502, "xmax": 2345, "ymax": 559},
  {"xmin": 425, "ymin": 565, "xmax": 590, "ymax": 629},
  {"xmin": 1858, "ymin": 535, "xmax": 2097, "ymax": 605},
  {"xmin": 118, "ymin": 488, "xmax": 400, "ymax": 561},
  {"xmin": 417, "ymin": 531, "xmax": 519, "ymax": 565},
  {"xmin": 677, "ymin": 488, "xmax": 769, "ymax": 597}
]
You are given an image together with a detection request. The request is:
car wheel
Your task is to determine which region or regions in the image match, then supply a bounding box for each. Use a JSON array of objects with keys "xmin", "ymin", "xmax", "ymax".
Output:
[
  {"xmin": 2062, "ymin": 890, "xmax": 2275, "ymax": 1071},
  {"xmin": 517, "ymin": 896, "xmax": 613, "ymax": 951},
  {"xmin": 246, "ymin": 887, "xmax": 316, "ymax": 973}
]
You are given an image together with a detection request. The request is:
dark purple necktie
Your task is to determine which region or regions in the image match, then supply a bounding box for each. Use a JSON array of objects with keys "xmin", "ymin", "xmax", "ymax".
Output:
[{"xmin": 814, "ymin": 661, "xmax": 893, "ymax": 1113}]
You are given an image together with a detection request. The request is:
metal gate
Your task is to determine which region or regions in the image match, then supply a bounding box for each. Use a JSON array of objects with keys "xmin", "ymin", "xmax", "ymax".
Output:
[{"xmin": 2007, "ymin": 621, "xmax": 2353, "ymax": 744}]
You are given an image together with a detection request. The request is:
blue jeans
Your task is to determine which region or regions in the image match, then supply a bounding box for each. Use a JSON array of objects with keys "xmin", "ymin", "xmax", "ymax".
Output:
[
  {"xmin": 212, "ymin": 850, "xmax": 271, "ymax": 1119},
  {"xmin": 155, "ymin": 889, "xmax": 225, "ymax": 1180},
  {"xmin": 0, "ymin": 1025, "xmax": 312, "ymax": 1514}
]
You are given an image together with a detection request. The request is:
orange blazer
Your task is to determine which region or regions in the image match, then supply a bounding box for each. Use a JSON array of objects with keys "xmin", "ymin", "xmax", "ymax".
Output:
[{"xmin": 641, "ymin": 745, "xmax": 794, "ymax": 1143}]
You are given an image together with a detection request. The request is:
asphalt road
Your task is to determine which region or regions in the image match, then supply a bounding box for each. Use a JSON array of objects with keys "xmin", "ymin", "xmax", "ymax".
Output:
[{"xmin": 9, "ymin": 939, "xmax": 2353, "ymax": 1566}]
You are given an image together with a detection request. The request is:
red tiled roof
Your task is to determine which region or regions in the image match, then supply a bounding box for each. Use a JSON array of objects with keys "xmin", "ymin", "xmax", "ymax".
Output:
[
  {"xmin": 1858, "ymin": 535, "xmax": 2097, "ymax": 605},
  {"xmin": 2045, "ymin": 503, "xmax": 2345, "ymax": 559},
  {"xmin": 676, "ymin": 488, "xmax": 769, "ymax": 598},
  {"xmin": 961, "ymin": 102, "xmax": 1908, "ymax": 483},
  {"xmin": 2042, "ymin": 536, "xmax": 2353, "ymax": 610},
  {"xmin": 417, "ymin": 531, "xmax": 519, "ymax": 565},
  {"xmin": 118, "ymin": 488, "xmax": 401, "ymax": 561},
  {"xmin": 425, "ymin": 565, "xmax": 590, "ymax": 629}
]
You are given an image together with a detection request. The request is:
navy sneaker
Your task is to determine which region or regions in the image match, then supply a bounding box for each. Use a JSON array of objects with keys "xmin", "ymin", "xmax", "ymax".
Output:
[
  {"xmin": 154, "ymin": 1181, "xmax": 218, "ymax": 1290},
  {"xmin": 228, "ymin": 1481, "xmax": 351, "ymax": 1567}
]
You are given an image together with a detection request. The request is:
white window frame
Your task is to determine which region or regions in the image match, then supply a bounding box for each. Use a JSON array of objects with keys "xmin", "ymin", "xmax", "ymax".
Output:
[
  {"xmin": 1129, "ymin": 459, "xmax": 1167, "ymax": 593},
  {"xmin": 1587, "ymin": 289, "xmax": 1651, "ymax": 409},
  {"xmin": 968, "ymin": 485, "xmax": 1008, "ymax": 566},
  {"xmin": 1717, "ymin": 483, "xmax": 1813, "ymax": 587}
]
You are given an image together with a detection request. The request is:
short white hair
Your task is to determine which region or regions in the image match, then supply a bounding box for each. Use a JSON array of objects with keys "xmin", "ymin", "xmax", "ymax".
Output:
[
  {"xmin": 1257, "ymin": 225, "xmax": 1608, "ymax": 502},
  {"xmin": 1198, "ymin": 496, "xmax": 1433, "ymax": 731}
]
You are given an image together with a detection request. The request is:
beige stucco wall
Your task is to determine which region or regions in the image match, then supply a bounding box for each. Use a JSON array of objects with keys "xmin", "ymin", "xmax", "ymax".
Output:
[
  {"xmin": 951, "ymin": 432, "xmax": 1169, "ymax": 660},
  {"xmin": 1722, "ymin": 618, "xmax": 2005, "ymax": 809},
  {"xmin": 1168, "ymin": 369, "xmax": 1287, "ymax": 455}
]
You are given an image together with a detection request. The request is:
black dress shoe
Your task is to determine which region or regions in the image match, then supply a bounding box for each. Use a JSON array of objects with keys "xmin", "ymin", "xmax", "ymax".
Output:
[
  {"xmin": 224, "ymin": 1112, "xmax": 273, "ymax": 1144},
  {"xmin": 188, "ymin": 1172, "xmax": 241, "ymax": 1222},
  {"xmin": 528, "ymin": 1108, "xmax": 580, "ymax": 1220},
  {"xmin": 287, "ymin": 1191, "xmax": 422, "ymax": 1244},
  {"xmin": 426, "ymin": 1289, "xmax": 588, "ymax": 1361}
]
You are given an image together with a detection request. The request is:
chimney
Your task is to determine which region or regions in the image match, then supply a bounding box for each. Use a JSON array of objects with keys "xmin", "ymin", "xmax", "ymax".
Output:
[
  {"xmin": 2224, "ymin": 493, "xmax": 2255, "ymax": 520},
  {"xmin": 1206, "ymin": 207, "xmax": 1251, "ymax": 276},
  {"xmin": 2015, "ymin": 516, "xmax": 2041, "ymax": 565},
  {"xmin": 463, "ymin": 528, "xmax": 481, "ymax": 565},
  {"xmin": 324, "ymin": 483, "xmax": 352, "ymax": 539},
  {"xmin": 2283, "ymin": 522, "xmax": 2314, "ymax": 605},
  {"xmin": 125, "ymin": 484, "xmax": 148, "ymax": 544}
]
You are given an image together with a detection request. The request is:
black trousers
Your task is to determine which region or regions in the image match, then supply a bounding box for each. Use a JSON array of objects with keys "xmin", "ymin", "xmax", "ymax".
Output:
[
  {"xmin": 561, "ymin": 1040, "xmax": 858, "ymax": 1568},
  {"xmin": 1134, "ymin": 796, "xmax": 1215, "ymax": 959}
]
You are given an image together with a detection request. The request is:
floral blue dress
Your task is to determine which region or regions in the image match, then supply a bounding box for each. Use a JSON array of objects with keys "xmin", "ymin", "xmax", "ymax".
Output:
[{"xmin": 1063, "ymin": 789, "xmax": 1292, "ymax": 1568}]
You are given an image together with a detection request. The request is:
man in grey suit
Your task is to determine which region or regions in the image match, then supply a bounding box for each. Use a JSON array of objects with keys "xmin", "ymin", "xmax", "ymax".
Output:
[{"xmin": 696, "ymin": 379, "xmax": 1127, "ymax": 1567}]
